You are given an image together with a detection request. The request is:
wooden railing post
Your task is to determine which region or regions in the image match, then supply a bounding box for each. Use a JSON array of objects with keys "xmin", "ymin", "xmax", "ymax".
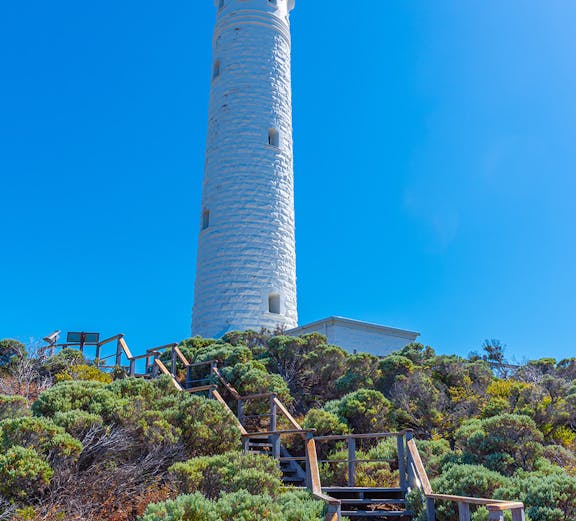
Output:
[
  {"xmin": 426, "ymin": 497, "xmax": 436, "ymax": 521},
  {"xmin": 511, "ymin": 508, "xmax": 525, "ymax": 521},
  {"xmin": 270, "ymin": 394, "xmax": 277, "ymax": 432},
  {"xmin": 238, "ymin": 399, "xmax": 245, "ymax": 426},
  {"xmin": 151, "ymin": 353, "xmax": 159, "ymax": 378},
  {"xmin": 129, "ymin": 358, "xmax": 136, "ymax": 377},
  {"xmin": 116, "ymin": 339, "xmax": 123, "ymax": 367},
  {"xmin": 398, "ymin": 432, "xmax": 407, "ymax": 491},
  {"xmin": 458, "ymin": 502, "xmax": 471, "ymax": 521},
  {"xmin": 347, "ymin": 437, "xmax": 356, "ymax": 487},
  {"xmin": 325, "ymin": 504, "xmax": 341, "ymax": 521},
  {"xmin": 406, "ymin": 431, "xmax": 415, "ymax": 489},
  {"xmin": 305, "ymin": 431, "xmax": 316, "ymax": 491},
  {"xmin": 95, "ymin": 343, "xmax": 101, "ymax": 367},
  {"xmin": 271, "ymin": 433, "xmax": 281, "ymax": 460},
  {"xmin": 171, "ymin": 348, "xmax": 177, "ymax": 376},
  {"xmin": 210, "ymin": 361, "xmax": 216, "ymax": 384}
]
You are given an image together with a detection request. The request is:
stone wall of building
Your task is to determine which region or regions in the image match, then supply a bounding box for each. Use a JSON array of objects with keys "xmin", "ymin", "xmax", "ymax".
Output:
[{"xmin": 192, "ymin": 0, "xmax": 298, "ymax": 338}]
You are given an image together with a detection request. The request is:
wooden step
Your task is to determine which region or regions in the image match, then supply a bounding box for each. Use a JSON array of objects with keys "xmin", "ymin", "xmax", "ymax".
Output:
[
  {"xmin": 340, "ymin": 511, "xmax": 412, "ymax": 518},
  {"xmin": 340, "ymin": 499, "xmax": 406, "ymax": 505},
  {"xmin": 323, "ymin": 487, "xmax": 404, "ymax": 493}
]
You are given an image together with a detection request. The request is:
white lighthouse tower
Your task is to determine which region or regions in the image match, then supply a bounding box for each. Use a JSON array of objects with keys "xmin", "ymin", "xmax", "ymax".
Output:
[{"xmin": 192, "ymin": 0, "xmax": 298, "ymax": 338}]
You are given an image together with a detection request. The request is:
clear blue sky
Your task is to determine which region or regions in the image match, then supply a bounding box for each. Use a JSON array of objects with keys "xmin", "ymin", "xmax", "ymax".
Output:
[{"xmin": 1, "ymin": 0, "xmax": 575, "ymax": 362}]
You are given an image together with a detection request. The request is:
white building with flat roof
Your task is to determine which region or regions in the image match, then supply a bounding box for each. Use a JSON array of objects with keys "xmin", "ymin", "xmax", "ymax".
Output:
[{"xmin": 287, "ymin": 317, "xmax": 420, "ymax": 357}]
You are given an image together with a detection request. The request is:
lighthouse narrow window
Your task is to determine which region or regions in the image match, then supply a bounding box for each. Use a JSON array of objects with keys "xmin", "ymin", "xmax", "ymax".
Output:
[
  {"xmin": 268, "ymin": 293, "xmax": 281, "ymax": 314},
  {"xmin": 218, "ymin": 0, "xmax": 224, "ymax": 9},
  {"xmin": 212, "ymin": 60, "xmax": 220, "ymax": 80},
  {"xmin": 268, "ymin": 128, "xmax": 280, "ymax": 147},
  {"xmin": 202, "ymin": 210, "xmax": 210, "ymax": 230}
]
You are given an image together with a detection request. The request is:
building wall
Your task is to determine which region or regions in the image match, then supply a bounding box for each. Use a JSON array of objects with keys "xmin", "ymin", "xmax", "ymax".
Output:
[
  {"xmin": 289, "ymin": 318, "xmax": 419, "ymax": 357},
  {"xmin": 192, "ymin": 0, "xmax": 298, "ymax": 338},
  {"xmin": 328, "ymin": 324, "xmax": 416, "ymax": 357}
]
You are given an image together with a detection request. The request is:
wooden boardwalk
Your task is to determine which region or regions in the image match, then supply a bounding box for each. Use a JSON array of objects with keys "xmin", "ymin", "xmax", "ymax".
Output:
[{"xmin": 48, "ymin": 334, "xmax": 525, "ymax": 521}]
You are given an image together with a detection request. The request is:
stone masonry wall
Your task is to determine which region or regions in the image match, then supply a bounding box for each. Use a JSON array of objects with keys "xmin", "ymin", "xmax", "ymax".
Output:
[{"xmin": 192, "ymin": 0, "xmax": 298, "ymax": 338}]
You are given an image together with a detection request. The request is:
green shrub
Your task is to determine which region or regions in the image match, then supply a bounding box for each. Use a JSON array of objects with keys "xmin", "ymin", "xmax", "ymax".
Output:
[
  {"xmin": 319, "ymin": 438, "xmax": 398, "ymax": 488},
  {"xmin": 496, "ymin": 472, "xmax": 576, "ymax": 521},
  {"xmin": 0, "ymin": 394, "xmax": 29, "ymax": 420},
  {"xmin": 335, "ymin": 353, "xmax": 381, "ymax": 394},
  {"xmin": 42, "ymin": 348, "xmax": 85, "ymax": 375},
  {"xmin": 0, "ymin": 339, "xmax": 26, "ymax": 370},
  {"xmin": 193, "ymin": 343, "xmax": 253, "ymax": 367},
  {"xmin": 302, "ymin": 409, "xmax": 350, "ymax": 436},
  {"xmin": 170, "ymin": 452, "xmax": 282, "ymax": 499},
  {"xmin": 167, "ymin": 394, "xmax": 241, "ymax": 457},
  {"xmin": 138, "ymin": 490, "xmax": 327, "ymax": 521},
  {"xmin": 432, "ymin": 463, "xmax": 509, "ymax": 498},
  {"xmin": 0, "ymin": 446, "xmax": 53, "ymax": 500},
  {"xmin": 324, "ymin": 389, "xmax": 392, "ymax": 433},
  {"xmin": 221, "ymin": 361, "xmax": 291, "ymax": 403},
  {"xmin": 431, "ymin": 464, "xmax": 509, "ymax": 521},
  {"xmin": 541, "ymin": 444, "xmax": 576, "ymax": 474},
  {"xmin": 377, "ymin": 355, "xmax": 415, "ymax": 394},
  {"xmin": 455, "ymin": 414, "xmax": 544, "ymax": 474},
  {"xmin": 414, "ymin": 439, "xmax": 454, "ymax": 477},
  {"xmin": 0, "ymin": 416, "xmax": 83, "ymax": 464},
  {"xmin": 109, "ymin": 375, "xmax": 180, "ymax": 403},
  {"xmin": 52, "ymin": 410, "xmax": 104, "ymax": 438},
  {"xmin": 55, "ymin": 364, "xmax": 112, "ymax": 383},
  {"xmin": 32, "ymin": 380, "xmax": 122, "ymax": 421}
]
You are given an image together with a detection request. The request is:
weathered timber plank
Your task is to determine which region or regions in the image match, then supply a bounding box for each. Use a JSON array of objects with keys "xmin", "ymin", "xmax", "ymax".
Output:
[
  {"xmin": 407, "ymin": 439, "xmax": 433, "ymax": 495},
  {"xmin": 154, "ymin": 359, "xmax": 182, "ymax": 390},
  {"xmin": 173, "ymin": 346, "xmax": 191, "ymax": 366},
  {"xmin": 273, "ymin": 397, "xmax": 302, "ymax": 430},
  {"xmin": 212, "ymin": 367, "xmax": 241, "ymax": 399},
  {"xmin": 212, "ymin": 390, "xmax": 248, "ymax": 435},
  {"xmin": 118, "ymin": 337, "xmax": 134, "ymax": 359}
]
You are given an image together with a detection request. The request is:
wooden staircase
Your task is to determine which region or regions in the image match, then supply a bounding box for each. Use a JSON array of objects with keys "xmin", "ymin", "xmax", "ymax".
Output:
[
  {"xmin": 44, "ymin": 333, "xmax": 527, "ymax": 521},
  {"xmin": 323, "ymin": 488, "xmax": 410, "ymax": 520}
]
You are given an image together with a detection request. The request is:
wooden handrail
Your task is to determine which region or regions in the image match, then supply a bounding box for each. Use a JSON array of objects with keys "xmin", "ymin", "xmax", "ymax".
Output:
[
  {"xmin": 319, "ymin": 458, "xmax": 396, "ymax": 464},
  {"xmin": 408, "ymin": 438, "xmax": 525, "ymax": 521},
  {"xmin": 183, "ymin": 384, "xmax": 217, "ymax": 393},
  {"xmin": 407, "ymin": 438, "xmax": 432, "ymax": 495},
  {"xmin": 147, "ymin": 342, "xmax": 178, "ymax": 352},
  {"xmin": 173, "ymin": 346, "xmax": 191, "ymax": 366},
  {"xmin": 212, "ymin": 390, "xmax": 248, "ymax": 435},
  {"xmin": 239, "ymin": 392, "xmax": 278, "ymax": 401},
  {"xmin": 487, "ymin": 502, "xmax": 525, "ymax": 511},
  {"xmin": 154, "ymin": 359, "xmax": 182, "ymax": 391},
  {"xmin": 428, "ymin": 494, "xmax": 523, "ymax": 508},
  {"xmin": 118, "ymin": 337, "xmax": 134, "ymax": 359},
  {"xmin": 187, "ymin": 360, "xmax": 217, "ymax": 368},
  {"xmin": 312, "ymin": 492, "xmax": 340, "ymax": 506},
  {"xmin": 306, "ymin": 435, "xmax": 322, "ymax": 495},
  {"xmin": 241, "ymin": 428, "xmax": 315, "ymax": 438},
  {"xmin": 212, "ymin": 367, "xmax": 241, "ymax": 399},
  {"xmin": 130, "ymin": 352, "xmax": 158, "ymax": 360},
  {"xmin": 315, "ymin": 431, "xmax": 405, "ymax": 442},
  {"xmin": 272, "ymin": 396, "xmax": 302, "ymax": 430},
  {"xmin": 97, "ymin": 334, "xmax": 124, "ymax": 347}
]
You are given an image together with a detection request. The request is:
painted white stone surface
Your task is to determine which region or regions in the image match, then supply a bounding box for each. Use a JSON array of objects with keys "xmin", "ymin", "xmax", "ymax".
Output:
[
  {"xmin": 287, "ymin": 317, "xmax": 420, "ymax": 357},
  {"xmin": 192, "ymin": 0, "xmax": 298, "ymax": 338}
]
